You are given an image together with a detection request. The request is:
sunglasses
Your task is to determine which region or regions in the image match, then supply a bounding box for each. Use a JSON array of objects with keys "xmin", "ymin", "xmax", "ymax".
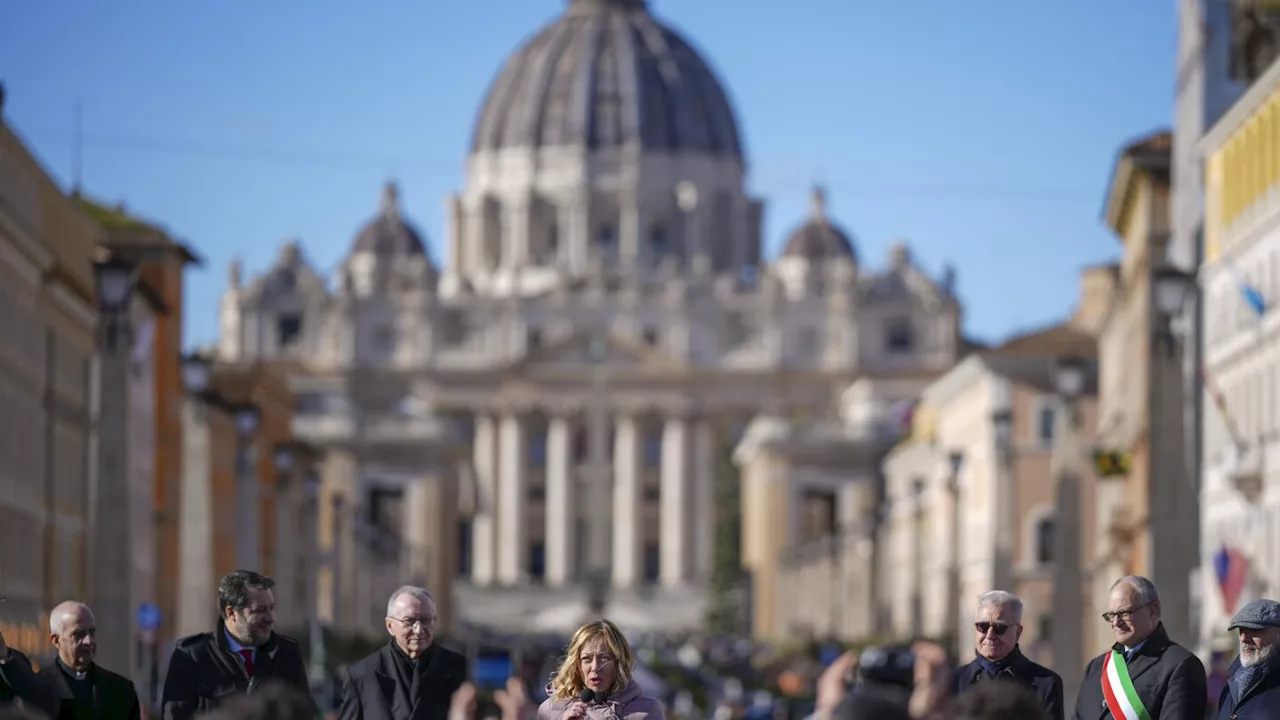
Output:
[{"xmin": 974, "ymin": 622, "xmax": 1015, "ymax": 636}]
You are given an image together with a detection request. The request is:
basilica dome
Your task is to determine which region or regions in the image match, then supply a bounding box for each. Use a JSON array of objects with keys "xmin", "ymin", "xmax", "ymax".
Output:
[{"xmin": 470, "ymin": 0, "xmax": 744, "ymax": 160}]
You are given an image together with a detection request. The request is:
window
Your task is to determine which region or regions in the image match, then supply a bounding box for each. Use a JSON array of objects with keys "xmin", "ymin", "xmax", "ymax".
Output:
[
  {"xmin": 886, "ymin": 319, "xmax": 913, "ymax": 352},
  {"xmin": 457, "ymin": 519, "xmax": 472, "ymax": 578},
  {"xmin": 527, "ymin": 328, "xmax": 543, "ymax": 350},
  {"xmin": 643, "ymin": 434, "xmax": 661, "ymax": 467},
  {"xmin": 276, "ymin": 314, "xmax": 302, "ymax": 347},
  {"xmin": 529, "ymin": 542, "xmax": 546, "ymax": 581},
  {"xmin": 530, "ymin": 432, "xmax": 548, "ymax": 467},
  {"xmin": 641, "ymin": 328, "xmax": 659, "ymax": 346},
  {"xmin": 547, "ymin": 224, "xmax": 560, "ymax": 256},
  {"xmin": 649, "ymin": 224, "xmax": 668, "ymax": 253},
  {"xmin": 1037, "ymin": 402, "xmax": 1056, "ymax": 446},
  {"xmin": 1035, "ymin": 516, "xmax": 1055, "ymax": 564},
  {"xmin": 643, "ymin": 543, "xmax": 660, "ymax": 583},
  {"xmin": 597, "ymin": 225, "xmax": 616, "ymax": 247},
  {"xmin": 1037, "ymin": 615, "xmax": 1052, "ymax": 643},
  {"xmin": 373, "ymin": 324, "xmax": 397, "ymax": 353}
]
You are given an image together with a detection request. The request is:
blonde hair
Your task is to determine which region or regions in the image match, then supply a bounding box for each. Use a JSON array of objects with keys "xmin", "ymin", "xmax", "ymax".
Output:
[{"xmin": 548, "ymin": 619, "xmax": 636, "ymax": 701}]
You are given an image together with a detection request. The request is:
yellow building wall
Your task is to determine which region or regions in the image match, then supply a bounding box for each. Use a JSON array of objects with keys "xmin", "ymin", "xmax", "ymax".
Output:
[{"xmin": 1207, "ymin": 87, "xmax": 1280, "ymax": 262}]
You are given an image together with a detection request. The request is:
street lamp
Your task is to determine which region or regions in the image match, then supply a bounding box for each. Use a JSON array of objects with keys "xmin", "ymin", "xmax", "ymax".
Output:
[
  {"xmin": 274, "ymin": 444, "xmax": 295, "ymax": 475},
  {"xmin": 88, "ymin": 251, "xmax": 142, "ymax": 678},
  {"xmin": 1153, "ymin": 264, "xmax": 1198, "ymax": 355},
  {"xmin": 233, "ymin": 402, "xmax": 261, "ymax": 571},
  {"xmin": 911, "ymin": 477, "xmax": 926, "ymax": 629},
  {"xmin": 1050, "ymin": 354, "xmax": 1089, "ymax": 706},
  {"xmin": 945, "ymin": 450, "xmax": 964, "ymax": 654},
  {"xmin": 1055, "ymin": 356, "xmax": 1087, "ymax": 429},
  {"xmin": 990, "ymin": 408, "xmax": 1015, "ymax": 593},
  {"xmin": 584, "ymin": 333, "xmax": 611, "ymax": 617},
  {"xmin": 180, "ymin": 353, "xmax": 213, "ymax": 396}
]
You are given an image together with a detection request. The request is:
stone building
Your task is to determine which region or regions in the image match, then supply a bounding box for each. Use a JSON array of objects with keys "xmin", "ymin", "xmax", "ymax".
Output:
[
  {"xmin": 216, "ymin": 0, "xmax": 961, "ymax": 632},
  {"xmin": 1198, "ymin": 52, "xmax": 1280, "ymax": 654},
  {"xmin": 0, "ymin": 106, "xmax": 99, "ymax": 660}
]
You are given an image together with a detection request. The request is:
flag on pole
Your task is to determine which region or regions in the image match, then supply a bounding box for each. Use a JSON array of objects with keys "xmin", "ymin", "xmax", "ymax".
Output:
[
  {"xmin": 1214, "ymin": 544, "xmax": 1250, "ymax": 615},
  {"xmin": 1227, "ymin": 263, "xmax": 1267, "ymax": 316}
]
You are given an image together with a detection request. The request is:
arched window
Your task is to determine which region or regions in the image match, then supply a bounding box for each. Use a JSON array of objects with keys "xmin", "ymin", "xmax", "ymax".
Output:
[
  {"xmin": 1035, "ymin": 516, "xmax": 1055, "ymax": 564},
  {"xmin": 596, "ymin": 224, "xmax": 616, "ymax": 247},
  {"xmin": 649, "ymin": 224, "xmax": 668, "ymax": 252}
]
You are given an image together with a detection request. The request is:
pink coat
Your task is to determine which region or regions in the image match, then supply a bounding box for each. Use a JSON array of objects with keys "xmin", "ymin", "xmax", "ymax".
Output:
[{"xmin": 537, "ymin": 680, "xmax": 666, "ymax": 720}]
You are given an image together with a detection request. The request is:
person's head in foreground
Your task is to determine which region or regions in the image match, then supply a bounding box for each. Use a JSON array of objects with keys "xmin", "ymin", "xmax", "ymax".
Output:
[
  {"xmin": 384, "ymin": 585, "xmax": 438, "ymax": 659},
  {"xmin": 547, "ymin": 619, "xmax": 636, "ymax": 701},
  {"xmin": 950, "ymin": 680, "xmax": 1047, "ymax": 720},
  {"xmin": 1105, "ymin": 575, "xmax": 1162, "ymax": 648},
  {"xmin": 49, "ymin": 601, "xmax": 96, "ymax": 673},
  {"xmin": 1229, "ymin": 598, "xmax": 1280, "ymax": 668},
  {"xmin": 203, "ymin": 681, "xmax": 314, "ymax": 720},
  {"xmin": 972, "ymin": 590, "xmax": 1023, "ymax": 662}
]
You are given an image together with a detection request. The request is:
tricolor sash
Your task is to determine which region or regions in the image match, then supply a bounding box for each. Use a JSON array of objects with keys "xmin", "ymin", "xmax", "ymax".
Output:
[{"xmin": 1101, "ymin": 650, "xmax": 1151, "ymax": 720}]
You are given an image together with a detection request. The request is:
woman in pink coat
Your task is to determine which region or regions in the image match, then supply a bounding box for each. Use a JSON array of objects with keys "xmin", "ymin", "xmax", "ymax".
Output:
[{"xmin": 537, "ymin": 620, "xmax": 665, "ymax": 720}]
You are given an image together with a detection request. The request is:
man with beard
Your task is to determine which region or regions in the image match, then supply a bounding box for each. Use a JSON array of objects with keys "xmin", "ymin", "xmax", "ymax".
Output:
[
  {"xmin": 161, "ymin": 570, "xmax": 310, "ymax": 719},
  {"xmin": 0, "ymin": 628, "xmax": 56, "ymax": 716},
  {"xmin": 1216, "ymin": 598, "xmax": 1280, "ymax": 718},
  {"xmin": 37, "ymin": 602, "xmax": 141, "ymax": 719},
  {"xmin": 952, "ymin": 591, "xmax": 1063, "ymax": 720},
  {"xmin": 1072, "ymin": 575, "xmax": 1205, "ymax": 720},
  {"xmin": 339, "ymin": 586, "xmax": 466, "ymax": 720}
]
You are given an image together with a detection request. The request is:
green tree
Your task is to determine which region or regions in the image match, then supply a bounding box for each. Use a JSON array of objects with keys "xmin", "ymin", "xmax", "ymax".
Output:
[{"xmin": 705, "ymin": 428, "xmax": 746, "ymax": 635}]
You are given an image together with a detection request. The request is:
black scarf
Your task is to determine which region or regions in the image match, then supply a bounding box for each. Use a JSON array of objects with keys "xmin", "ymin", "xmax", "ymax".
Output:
[{"xmin": 389, "ymin": 640, "xmax": 434, "ymax": 707}]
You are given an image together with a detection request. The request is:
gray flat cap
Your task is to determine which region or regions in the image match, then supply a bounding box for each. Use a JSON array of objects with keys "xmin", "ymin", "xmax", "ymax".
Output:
[{"xmin": 1229, "ymin": 599, "xmax": 1280, "ymax": 630}]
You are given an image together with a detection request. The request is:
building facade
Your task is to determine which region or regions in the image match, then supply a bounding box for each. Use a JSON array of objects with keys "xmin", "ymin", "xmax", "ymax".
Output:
[
  {"xmin": 1198, "ymin": 53, "xmax": 1280, "ymax": 654},
  {"xmin": 215, "ymin": 0, "xmax": 962, "ymax": 632},
  {"xmin": 0, "ymin": 110, "xmax": 99, "ymax": 661}
]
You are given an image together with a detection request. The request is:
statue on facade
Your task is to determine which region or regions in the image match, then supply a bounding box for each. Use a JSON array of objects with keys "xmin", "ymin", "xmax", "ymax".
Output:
[{"xmin": 1231, "ymin": 1, "xmax": 1280, "ymax": 81}]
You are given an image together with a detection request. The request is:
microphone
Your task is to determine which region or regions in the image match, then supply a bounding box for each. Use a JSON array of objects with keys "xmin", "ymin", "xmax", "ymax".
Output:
[{"xmin": 579, "ymin": 688, "xmax": 596, "ymax": 704}]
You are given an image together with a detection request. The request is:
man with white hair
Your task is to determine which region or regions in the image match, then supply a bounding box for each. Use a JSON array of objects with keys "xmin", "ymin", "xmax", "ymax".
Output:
[
  {"xmin": 37, "ymin": 601, "xmax": 141, "ymax": 719},
  {"xmin": 1072, "ymin": 575, "xmax": 1205, "ymax": 720},
  {"xmin": 339, "ymin": 586, "xmax": 466, "ymax": 720},
  {"xmin": 1215, "ymin": 598, "xmax": 1280, "ymax": 718},
  {"xmin": 952, "ymin": 590, "xmax": 1064, "ymax": 720}
]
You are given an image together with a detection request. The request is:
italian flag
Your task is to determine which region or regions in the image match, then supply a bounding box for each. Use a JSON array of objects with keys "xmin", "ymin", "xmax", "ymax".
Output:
[{"xmin": 1101, "ymin": 650, "xmax": 1151, "ymax": 720}]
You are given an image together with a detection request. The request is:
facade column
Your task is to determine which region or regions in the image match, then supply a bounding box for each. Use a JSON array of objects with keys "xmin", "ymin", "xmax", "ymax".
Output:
[
  {"xmin": 402, "ymin": 467, "xmax": 457, "ymax": 629},
  {"xmin": 619, "ymin": 192, "xmax": 641, "ymax": 266},
  {"xmin": 660, "ymin": 415, "xmax": 692, "ymax": 587},
  {"xmin": 545, "ymin": 414, "xmax": 576, "ymax": 586},
  {"xmin": 692, "ymin": 419, "xmax": 716, "ymax": 580},
  {"xmin": 612, "ymin": 414, "xmax": 643, "ymax": 587},
  {"xmin": 496, "ymin": 413, "xmax": 528, "ymax": 585},
  {"xmin": 470, "ymin": 415, "xmax": 498, "ymax": 585}
]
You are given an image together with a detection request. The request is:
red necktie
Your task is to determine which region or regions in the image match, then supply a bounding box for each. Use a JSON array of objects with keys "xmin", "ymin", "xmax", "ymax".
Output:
[{"xmin": 239, "ymin": 649, "xmax": 255, "ymax": 677}]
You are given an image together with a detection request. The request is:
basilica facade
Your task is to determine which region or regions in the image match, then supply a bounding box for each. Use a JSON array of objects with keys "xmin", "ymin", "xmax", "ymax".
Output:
[{"xmin": 215, "ymin": 0, "xmax": 963, "ymax": 633}]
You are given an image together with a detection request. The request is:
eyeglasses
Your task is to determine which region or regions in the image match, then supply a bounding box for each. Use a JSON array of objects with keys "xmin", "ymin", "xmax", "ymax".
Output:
[
  {"xmin": 1102, "ymin": 604, "xmax": 1149, "ymax": 624},
  {"xmin": 974, "ymin": 622, "xmax": 1016, "ymax": 636},
  {"xmin": 389, "ymin": 615, "xmax": 436, "ymax": 630}
]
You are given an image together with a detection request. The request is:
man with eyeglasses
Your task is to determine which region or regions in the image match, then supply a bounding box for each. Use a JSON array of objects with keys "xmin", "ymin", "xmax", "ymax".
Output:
[
  {"xmin": 339, "ymin": 585, "xmax": 466, "ymax": 720},
  {"xmin": 1071, "ymin": 575, "xmax": 1205, "ymax": 720},
  {"xmin": 952, "ymin": 590, "xmax": 1063, "ymax": 720},
  {"xmin": 161, "ymin": 570, "xmax": 312, "ymax": 719},
  {"xmin": 1215, "ymin": 598, "xmax": 1280, "ymax": 719}
]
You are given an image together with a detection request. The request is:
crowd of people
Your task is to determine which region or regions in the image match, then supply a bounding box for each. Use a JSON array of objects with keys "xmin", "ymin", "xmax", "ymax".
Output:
[{"xmin": 0, "ymin": 569, "xmax": 1277, "ymax": 719}]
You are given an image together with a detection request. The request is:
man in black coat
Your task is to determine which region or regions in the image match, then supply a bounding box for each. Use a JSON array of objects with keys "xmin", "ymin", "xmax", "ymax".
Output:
[
  {"xmin": 953, "ymin": 590, "xmax": 1064, "ymax": 720},
  {"xmin": 339, "ymin": 586, "xmax": 465, "ymax": 720},
  {"xmin": 0, "ymin": 628, "xmax": 56, "ymax": 717},
  {"xmin": 1215, "ymin": 598, "xmax": 1280, "ymax": 719},
  {"xmin": 36, "ymin": 601, "xmax": 141, "ymax": 720},
  {"xmin": 161, "ymin": 570, "xmax": 311, "ymax": 720},
  {"xmin": 1072, "ymin": 575, "xmax": 1206, "ymax": 720}
]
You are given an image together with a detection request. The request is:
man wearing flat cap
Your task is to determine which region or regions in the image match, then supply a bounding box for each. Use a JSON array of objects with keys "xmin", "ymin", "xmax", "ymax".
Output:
[{"xmin": 1216, "ymin": 598, "xmax": 1280, "ymax": 719}]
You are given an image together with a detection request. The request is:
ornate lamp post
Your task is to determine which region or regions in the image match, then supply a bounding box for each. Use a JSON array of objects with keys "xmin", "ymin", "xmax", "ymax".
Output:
[
  {"xmin": 1051, "ymin": 354, "xmax": 1087, "ymax": 706},
  {"xmin": 90, "ymin": 252, "xmax": 139, "ymax": 677},
  {"xmin": 946, "ymin": 450, "xmax": 964, "ymax": 653},
  {"xmin": 990, "ymin": 408, "xmax": 1014, "ymax": 593},
  {"xmin": 910, "ymin": 477, "xmax": 927, "ymax": 631},
  {"xmin": 234, "ymin": 403, "xmax": 262, "ymax": 570}
]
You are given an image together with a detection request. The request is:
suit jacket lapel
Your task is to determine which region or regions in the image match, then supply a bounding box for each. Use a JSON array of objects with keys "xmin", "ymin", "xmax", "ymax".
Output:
[{"xmin": 378, "ymin": 644, "xmax": 415, "ymax": 717}]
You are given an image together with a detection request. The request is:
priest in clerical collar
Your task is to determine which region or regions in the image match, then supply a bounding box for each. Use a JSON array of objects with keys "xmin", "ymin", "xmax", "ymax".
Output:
[{"xmin": 36, "ymin": 601, "xmax": 141, "ymax": 720}]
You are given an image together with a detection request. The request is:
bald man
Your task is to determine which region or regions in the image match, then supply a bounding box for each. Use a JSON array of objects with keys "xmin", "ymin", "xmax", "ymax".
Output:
[{"xmin": 37, "ymin": 602, "xmax": 141, "ymax": 720}]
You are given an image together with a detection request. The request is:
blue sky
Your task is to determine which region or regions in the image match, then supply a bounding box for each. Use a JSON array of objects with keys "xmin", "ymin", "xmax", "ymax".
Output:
[{"xmin": 1, "ymin": 0, "xmax": 1174, "ymax": 348}]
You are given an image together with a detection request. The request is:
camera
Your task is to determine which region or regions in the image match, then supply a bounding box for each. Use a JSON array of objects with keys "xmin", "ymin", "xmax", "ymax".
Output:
[{"xmin": 848, "ymin": 645, "xmax": 915, "ymax": 709}]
